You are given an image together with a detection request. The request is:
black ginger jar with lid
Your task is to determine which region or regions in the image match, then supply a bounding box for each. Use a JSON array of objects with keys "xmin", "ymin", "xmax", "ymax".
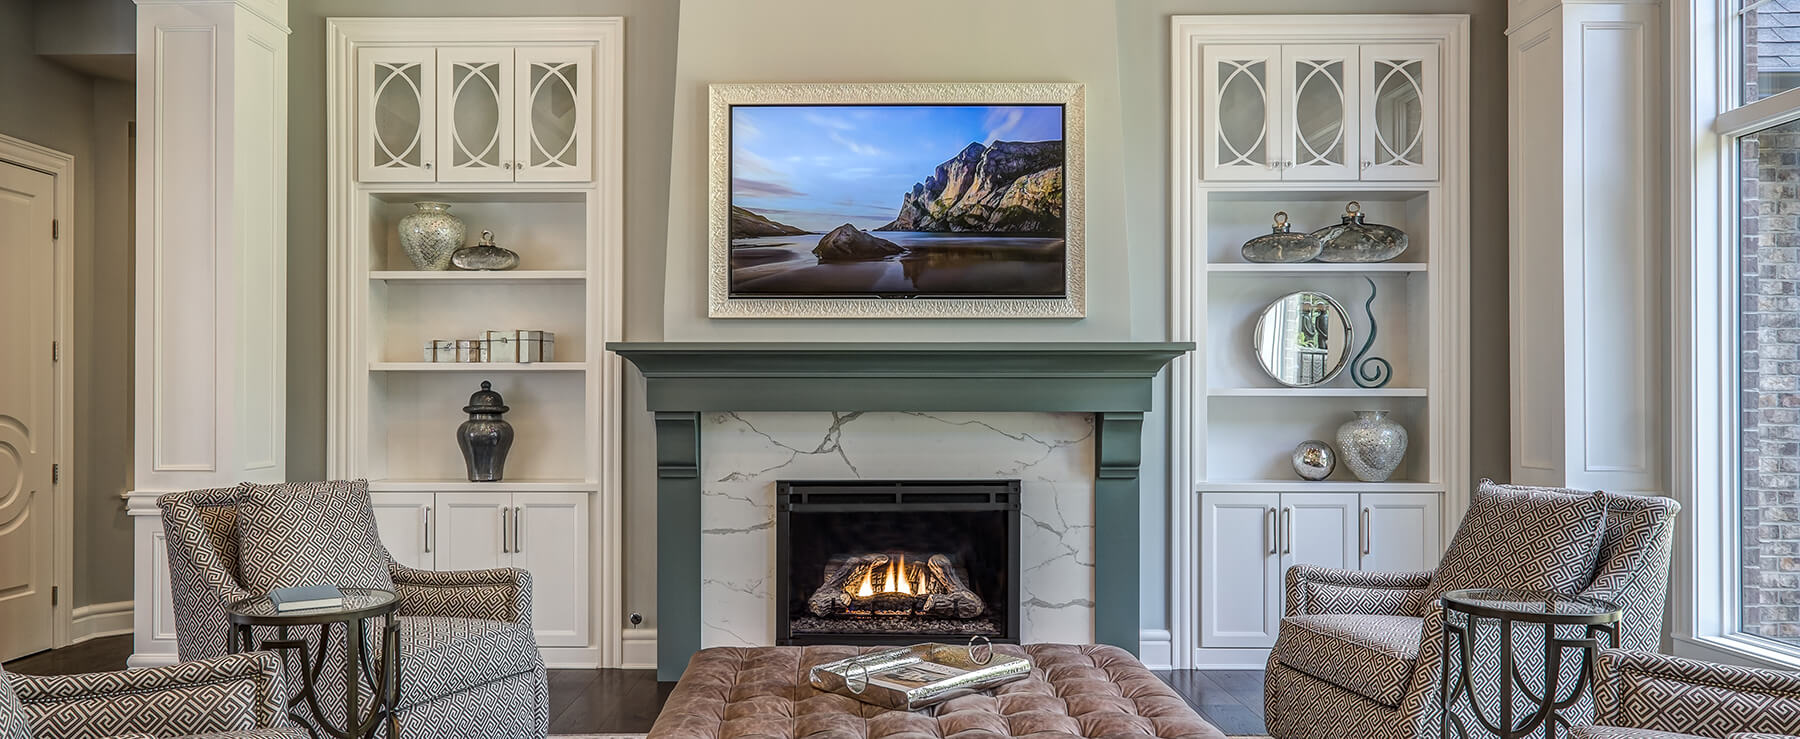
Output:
[{"xmin": 458, "ymin": 380, "xmax": 514, "ymax": 482}]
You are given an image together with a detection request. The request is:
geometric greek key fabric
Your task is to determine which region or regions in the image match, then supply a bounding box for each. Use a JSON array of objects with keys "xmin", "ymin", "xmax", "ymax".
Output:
[
  {"xmin": 1, "ymin": 667, "xmax": 31, "ymax": 739},
  {"xmin": 1264, "ymin": 486, "xmax": 1681, "ymax": 739},
  {"xmin": 1590, "ymin": 649, "xmax": 1800, "ymax": 737},
  {"xmin": 232, "ymin": 480, "xmax": 396, "ymax": 595},
  {"xmin": 1567, "ymin": 727, "xmax": 1702, "ymax": 738},
  {"xmin": 157, "ymin": 482, "xmax": 549, "ymax": 739},
  {"xmin": 6, "ymin": 651, "xmax": 302, "ymax": 739},
  {"xmin": 1421, "ymin": 480, "xmax": 1611, "ymax": 608}
]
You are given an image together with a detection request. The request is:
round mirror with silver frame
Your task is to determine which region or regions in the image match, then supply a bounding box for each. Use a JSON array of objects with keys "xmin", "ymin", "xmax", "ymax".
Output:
[{"xmin": 1252, "ymin": 291, "xmax": 1354, "ymax": 387}]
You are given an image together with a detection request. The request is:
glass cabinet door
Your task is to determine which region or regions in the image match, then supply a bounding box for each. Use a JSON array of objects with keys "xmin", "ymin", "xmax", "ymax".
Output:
[
  {"xmin": 358, "ymin": 47, "xmax": 437, "ymax": 183},
  {"xmin": 437, "ymin": 47, "xmax": 514, "ymax": 183},
  {"xmin": 1202, "ymin": 45, "xmax": 1283, "ymax": 181},
  {"xmin": 513, "ymin": 46, "xmax": 593, "ymax": 182},
  {"xmin": 1282, "ymin": 46, "xmax": 1360, "ymax": 181},
  {"xmin": 1360, "ymin": 44, "xmax": 1438, "ymax": 181}
]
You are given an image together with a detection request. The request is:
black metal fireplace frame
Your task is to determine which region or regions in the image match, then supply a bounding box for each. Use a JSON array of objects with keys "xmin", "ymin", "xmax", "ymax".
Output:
[{"xmin": 774, "ymin": 479, "xmax": 1022, "ymax": 646}]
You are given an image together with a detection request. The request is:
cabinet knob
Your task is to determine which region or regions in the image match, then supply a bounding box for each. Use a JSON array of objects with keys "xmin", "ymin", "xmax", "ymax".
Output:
[
  {"xmin": 503, "ymin": 161, "xmax": 513, "ymax": 170},
  {"xmin": 424, "ymin": 162, "xmax": 434, "ymax": 170},
  {"xmin": 1361, "ymin": 161, "xmax": 1373, "ymax": 171}
]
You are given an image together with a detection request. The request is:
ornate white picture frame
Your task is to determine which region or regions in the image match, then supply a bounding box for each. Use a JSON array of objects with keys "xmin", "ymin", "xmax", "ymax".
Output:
[{"xmin": 707, "ymin": 82, "xmax": 1086, "ymax": 318}]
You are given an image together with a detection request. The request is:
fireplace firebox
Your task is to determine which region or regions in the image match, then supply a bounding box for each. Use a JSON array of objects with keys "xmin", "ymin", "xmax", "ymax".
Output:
[{"xmin": 776, "ymin": 480, "xmax": 1021, "ymax": 646}]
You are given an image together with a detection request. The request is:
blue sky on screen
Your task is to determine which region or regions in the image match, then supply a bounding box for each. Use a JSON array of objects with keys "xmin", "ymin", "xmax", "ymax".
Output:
[{"xmin": 731, "ymin": 104, "xmax": 1063, "ymax": 233}]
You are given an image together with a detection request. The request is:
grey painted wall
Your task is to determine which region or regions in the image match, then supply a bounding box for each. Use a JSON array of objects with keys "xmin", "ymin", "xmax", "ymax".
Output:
[
  {"xmin": 0, "ymin": 0, "xmax": 137, "ymax": 608},
  {"xmin": 282, "ymin": 0, "xmax": 1509, "ymax": 645}
]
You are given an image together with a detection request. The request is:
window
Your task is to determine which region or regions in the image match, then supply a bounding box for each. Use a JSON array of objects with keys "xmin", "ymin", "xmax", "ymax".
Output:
[{"xmin": 1713, "ymin": 0, "xmax": 1800, "ymax": 655}]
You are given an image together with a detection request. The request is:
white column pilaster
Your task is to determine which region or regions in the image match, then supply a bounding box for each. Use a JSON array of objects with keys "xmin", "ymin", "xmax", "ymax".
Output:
[
  {"xmin": 130, "ymin": 0, "xmax": 288, "ymax": 666},
  {"xmin": 1508, "ymin": 0, "xmax": 1668, "ymax": 495}
]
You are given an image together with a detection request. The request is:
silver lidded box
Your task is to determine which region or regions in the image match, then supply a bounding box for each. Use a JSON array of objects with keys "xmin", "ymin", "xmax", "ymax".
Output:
[{"xmin": 807, "ymin": 640, "xmax": 1030, "ymax": 711}]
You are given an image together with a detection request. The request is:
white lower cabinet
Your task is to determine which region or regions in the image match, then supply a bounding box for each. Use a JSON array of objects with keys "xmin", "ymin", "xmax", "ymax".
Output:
[
  {"xmin": 1200, "ymin": 491, "xmax": 1440, "ymax": 649},
  {"xmin": 372, "ymin": 491, "xmax": 591, "ymax": 650}
]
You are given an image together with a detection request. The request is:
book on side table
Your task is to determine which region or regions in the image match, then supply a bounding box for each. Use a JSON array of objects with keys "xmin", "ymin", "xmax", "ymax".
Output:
[{"xmin": 268, "ymin": 585, "xmax": 345, "ymax": 612}]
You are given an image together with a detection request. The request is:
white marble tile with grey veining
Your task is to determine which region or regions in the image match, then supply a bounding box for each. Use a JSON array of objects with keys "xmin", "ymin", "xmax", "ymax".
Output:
[{"xmin": 699, "ymin": 411, "xmax": 1095, "ymax": 647}]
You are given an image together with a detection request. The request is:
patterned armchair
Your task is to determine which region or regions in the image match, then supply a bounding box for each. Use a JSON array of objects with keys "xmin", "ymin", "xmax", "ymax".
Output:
[
  {"xmin": 1570, "ymin": 649, "xmax": 1800, "ymax": 739},
  {"xmin": 1, "ymin": 651, "xmax": 306, "ymax": 739},
  {"xmin": 159, "ymin": 482, "xmax": 548, "ymax": 739},
  {"xmin": 1264, "ymin": 483, "xmax": 1680, "ymax": 739}
]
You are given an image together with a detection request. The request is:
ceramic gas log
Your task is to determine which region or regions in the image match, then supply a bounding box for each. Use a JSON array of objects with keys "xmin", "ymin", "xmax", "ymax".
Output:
[{"xmin": 806, "ymin": 553, "xmax": 985, "ymax": 620}]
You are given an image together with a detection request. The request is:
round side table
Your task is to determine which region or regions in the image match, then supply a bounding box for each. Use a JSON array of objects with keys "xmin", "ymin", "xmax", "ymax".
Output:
[
  {"xmin": 226, "ymin": 587, "xmax": 402, "ymax": 739},
  {"xmin": 1438, "ymin": 588, "xmax": 1621, "ymax": 739}
]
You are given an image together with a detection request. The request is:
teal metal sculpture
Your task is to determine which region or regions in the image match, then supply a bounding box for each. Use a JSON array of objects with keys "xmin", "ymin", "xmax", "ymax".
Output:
[{"xmin": 1351, "ymin": 277, "xmax": 1393, "ymax": 388}]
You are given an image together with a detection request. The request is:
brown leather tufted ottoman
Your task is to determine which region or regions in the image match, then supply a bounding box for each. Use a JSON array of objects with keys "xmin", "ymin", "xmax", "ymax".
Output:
[{"xmin": 648, "ymin": 644, "xmax": 1226, "ymax": 739}]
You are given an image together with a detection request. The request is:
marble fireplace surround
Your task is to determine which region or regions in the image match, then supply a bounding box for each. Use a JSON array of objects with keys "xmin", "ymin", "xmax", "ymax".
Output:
[{"xmin": 610, "ymin": 342, "xmax": 1190, "ymax": 681}]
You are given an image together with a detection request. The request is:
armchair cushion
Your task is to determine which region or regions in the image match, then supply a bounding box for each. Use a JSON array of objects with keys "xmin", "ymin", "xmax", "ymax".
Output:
[
  {"xmin": 1594, "ymin": 649, "xmax": 1800, "ymax": 737},
  {"xmin": 1423, "ymin": 480, "xmax": 1610, "ymax": 607},
  {"xmin": 9, "ymin": 652, "xmax": 291, "ymax": 739},
  {"xmin": 1569, "ymin": 729, "xmax": 1699, "ymax": 739},
  {"xmin": 1, "ymin": 668, "xmax": 28, "ymax": 739},
  {"xmin": 390, "ymin": 563, "xmax": 531, "ymax": 624},
  {"xmin": 1285, "ymin": 565, "xmax": 1434, "ymax": 617},
  {"xmin": 1271, "ymin": 614, "xmax": 1423, "ymax": 707},
  {"xmin": 233, "ymin": 480, "xmax": 394, "ymax": 595},
  {"xmin": 391, "ymin": 617, "xmax": 540, "ymax": 711}
]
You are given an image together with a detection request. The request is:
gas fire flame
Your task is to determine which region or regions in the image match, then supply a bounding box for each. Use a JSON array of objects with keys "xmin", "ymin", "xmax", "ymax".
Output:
[{"xmin": 852, "ymin": 554, "xmax": 930, "ymax": 598}]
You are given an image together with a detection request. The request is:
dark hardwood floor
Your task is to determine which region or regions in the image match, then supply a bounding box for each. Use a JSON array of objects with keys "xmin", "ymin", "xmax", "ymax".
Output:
[{"xmin": 5, "ymin": 638, "xmax": 1269, "ymax": 736}]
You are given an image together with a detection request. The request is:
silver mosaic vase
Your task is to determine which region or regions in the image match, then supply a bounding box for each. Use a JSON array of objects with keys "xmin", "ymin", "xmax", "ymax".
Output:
[
  {"xmin": 1335, "ymin": 410, "xmax": 1407, "ymax": 482},
  {"xmin": 398, "ymin": 201, "xmax": 465, "ymax": 271}
]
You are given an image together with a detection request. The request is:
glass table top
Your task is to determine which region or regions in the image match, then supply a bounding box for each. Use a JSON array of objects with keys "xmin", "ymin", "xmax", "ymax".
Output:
[
  {"xmin": 227, "ymin": 587, "xmax": 397, "ymax": 620},
  {"xmin": 1441, "ymin": 588, "xmax": 1621, "ymax": 620}
]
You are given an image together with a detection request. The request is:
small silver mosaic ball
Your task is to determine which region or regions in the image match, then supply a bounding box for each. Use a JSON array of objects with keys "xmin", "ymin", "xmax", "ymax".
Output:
[{"xmin": 1291, "ymin": 440, "xmax": 1336, "ymax": 481}]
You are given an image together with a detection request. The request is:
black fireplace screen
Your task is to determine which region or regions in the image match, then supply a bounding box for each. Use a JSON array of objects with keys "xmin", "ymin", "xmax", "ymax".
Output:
[{"xmin": 776, "ymin": 480, "xmax": 1021, "ymax": 646}]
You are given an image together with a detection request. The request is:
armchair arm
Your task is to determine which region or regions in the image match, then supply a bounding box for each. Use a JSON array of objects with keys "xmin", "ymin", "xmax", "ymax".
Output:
[
  {"xmin": 10, "ymin": 652, "xmax": 293, "ymax": 738},
  {"xmin": 390, "ymin": 561, "xmax": 532, "ymax": 624},
  {"xmin": 1591, "ymin": 649, "xmax": 1800, "ymax": 736},
  {"xmin": 1284, "ymin": 564, "xmax": 1435, "ymax": 617}
]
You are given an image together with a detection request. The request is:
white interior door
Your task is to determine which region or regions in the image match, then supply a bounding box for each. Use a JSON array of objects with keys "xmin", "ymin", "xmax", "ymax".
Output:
[
  {"xmin": 1361, "ymin": 493, "xmax": 1442, "ymax": 572},
  {"xmin": 1279, "ymin": 493, "xmax": 1360, "ymax": 573},
  {"xmin": 512, "ymin": 493, "xmax": 588, "ymax": 647},
  {"xmin": 0, "ymin": 160, "xmax": 57, "ymax": 662},
  {"xmin": 513, "ymin": 46, "xmax": 592, "ymax": 182},
  {"xmin": 1199, "ymin": 492, "xmax": 1281, "ymax": 648},
  {"xmin": 437, "ymin": 494, "xmax": 508, "ymax": 573},
  {"xmin": 370, "ymin": 492, "xmax": 435, "ymax": 570},
  {"xmin": 437, "ymin": 47, "xmax": 514, "ymax": 183}
]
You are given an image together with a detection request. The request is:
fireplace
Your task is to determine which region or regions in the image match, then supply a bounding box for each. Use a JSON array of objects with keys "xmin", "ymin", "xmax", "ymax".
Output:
[{"xmin": 775, "ymin": 480, "xmax": 1021, "ymax": 646}]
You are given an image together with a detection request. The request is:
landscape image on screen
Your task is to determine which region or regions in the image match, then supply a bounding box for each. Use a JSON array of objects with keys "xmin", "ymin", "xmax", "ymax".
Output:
[{"xmin": 728, "ymin": 104, "xmax": 1067, "ymax": 298}]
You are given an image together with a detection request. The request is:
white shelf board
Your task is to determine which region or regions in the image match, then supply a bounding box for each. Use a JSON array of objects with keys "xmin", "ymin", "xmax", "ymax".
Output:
[
  {"xmin": 370, "ymin": 270, "xmax": 585, "ymax": 284},
  {"xmin": 1197, "ymin": 480, "xmax": 1444, "ymax": 493},
  {"xmin": 370, "ymin": 362, "xmax": 586, "ymax": 372},
  {"xmin": 1208, "ymin": 387, "xmax": 1429, "ymax": 398},
  {"xmin": 370, "ymin": 478, "xmax": 596, "ymax": 493},
  {"xmin": 1207, "ymin": 262, "xmax": 1427, "ymax": 274}
]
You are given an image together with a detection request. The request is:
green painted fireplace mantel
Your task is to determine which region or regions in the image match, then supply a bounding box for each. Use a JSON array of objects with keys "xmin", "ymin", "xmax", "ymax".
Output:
[{"xmin": 608, "ymin": 341, "xmax": 1192, "ymax": 681}]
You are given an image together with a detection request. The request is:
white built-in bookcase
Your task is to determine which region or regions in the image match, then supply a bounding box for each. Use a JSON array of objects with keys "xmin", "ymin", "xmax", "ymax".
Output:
[
  {"xmin": 324, "ymin": 18, "xmax": 624, "ymax": 669},
  {"xmin": 1165, "ymin": 15, "xmax": 1470, "ymax": 670}
]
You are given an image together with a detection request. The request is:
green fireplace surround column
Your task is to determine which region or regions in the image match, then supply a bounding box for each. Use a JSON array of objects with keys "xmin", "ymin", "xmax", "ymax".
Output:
[{"xmin": 609, "ymin": 342, "xmax": 1191, "ymax": 681}]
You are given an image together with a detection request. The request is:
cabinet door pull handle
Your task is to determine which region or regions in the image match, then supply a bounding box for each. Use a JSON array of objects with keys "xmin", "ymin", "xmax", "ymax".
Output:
[
  {"xmin": 1361, "ymin": 507, "xmax": 1371, "ymax": 556},
  {"xmin": 423, "ymin": 506, "xmax": 432, "ymax": 553},
  {"xmin": 513, "ymin": 506, "xmax": 524, "ymax": 553},
  {"xmin": 1267, "ymin": 507, "xmax": 1278, "ymax": 555},
  {"xmin": 1281, "ymin": 506, "xmax": 1293, "ymax": 554},
  {"xmin": 501, "ymin": 507, "xmax": 511, "ymax": 553}
]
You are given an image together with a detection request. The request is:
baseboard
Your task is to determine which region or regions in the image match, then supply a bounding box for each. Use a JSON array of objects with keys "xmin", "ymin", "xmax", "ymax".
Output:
[
  {"xmin": 1138, "ymin": 629, "xmax": 1173, "ymax": 670},
  {"xmin": 1191, "ymin": 646, "xmax": 1271, "ymax": 670},
  {"xmin": 70, "ymin": 601, "xmax": 133, "ymax": 644},
  {"xmin": 621, "ymin": 628, "xmax": 656, "ymax": 670},
  {"xmin": 127, "ymin": 652, "xmax": 179, "ymax": 668}
]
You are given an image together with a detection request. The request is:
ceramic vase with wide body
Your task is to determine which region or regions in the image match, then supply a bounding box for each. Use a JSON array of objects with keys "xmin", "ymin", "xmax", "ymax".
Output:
[
  {"xmin": 398, "ymin": 201, "xmax": 465, "ymax": 271},
  {"xmin": 1310, "ymin": 201, "xmax": 1409, "ymax": 263},
  {"xmin": 1241, "ymin": 211, "xmax": 1323, "ymax": 263},
  {"xmin": 1291, "ymin": 440, "xmax": 1336, "ymax": 481},
  {"xmin": 457, "ymin": 381, "xmax": 514, "ymax": 482},
  {"xmin": 452, "ymin": 230, "xmax": 521, "ymax": 271},
  {"xmin": 1336, "ymin": 410, "xmax": 1407, "ymax": 482}
]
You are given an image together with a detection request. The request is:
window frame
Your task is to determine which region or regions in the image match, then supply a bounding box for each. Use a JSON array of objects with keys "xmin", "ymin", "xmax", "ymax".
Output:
[{"xmin": 1676, "ymin": 0, "xmax": 1800, "ymax": 669}]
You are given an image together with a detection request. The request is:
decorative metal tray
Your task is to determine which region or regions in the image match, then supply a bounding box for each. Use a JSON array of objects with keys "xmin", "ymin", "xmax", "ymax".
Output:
[{"xmin": 807, "ymin": 638, "xmax": 1031, "ymax": 711}]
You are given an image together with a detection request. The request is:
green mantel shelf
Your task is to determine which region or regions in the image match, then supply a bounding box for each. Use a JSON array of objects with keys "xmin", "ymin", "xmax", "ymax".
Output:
[{"xmin": 608, "ymin": 341, "xmax": 1193, "ymax": 681}]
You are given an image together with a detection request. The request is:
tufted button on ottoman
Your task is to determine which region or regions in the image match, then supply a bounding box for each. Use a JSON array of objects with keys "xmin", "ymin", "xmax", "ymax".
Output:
[{"xmin": 648, "ymin": 644, "xmax": 1226, "ymax": 739}]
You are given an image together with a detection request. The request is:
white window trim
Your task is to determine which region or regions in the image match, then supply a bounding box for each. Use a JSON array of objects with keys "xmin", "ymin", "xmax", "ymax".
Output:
[{"xmin": 1673, "ymin": 0, "xmax": 1800, "ymax": 671}]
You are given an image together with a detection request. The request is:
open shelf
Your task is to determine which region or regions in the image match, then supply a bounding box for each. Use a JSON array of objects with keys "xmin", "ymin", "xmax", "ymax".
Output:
[
  {"xmin": 371, "ymin": 270, "xmax": 585, "ymax": 284},
  {"xmin": 1208, "ymin": 387, "xmax": 1428, "ymax": 398},
  {"xmin": 1207, "ymin": 263, "xmax": 1427, "ymax": 274},
  {"xmin": 369, "ymin": 478, "xmax": 596, "ymax": 493},
  {"xmin": 1196, "ymin": 480, "xmax": 1443, "ymax": 493},
  {"xmin": 1204, "ymin": 190, "xmax": 1432, "ymax": 266},
  {"xmin": 371, "ymin": 362, "xmax": 586, "ymax": 372}
]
